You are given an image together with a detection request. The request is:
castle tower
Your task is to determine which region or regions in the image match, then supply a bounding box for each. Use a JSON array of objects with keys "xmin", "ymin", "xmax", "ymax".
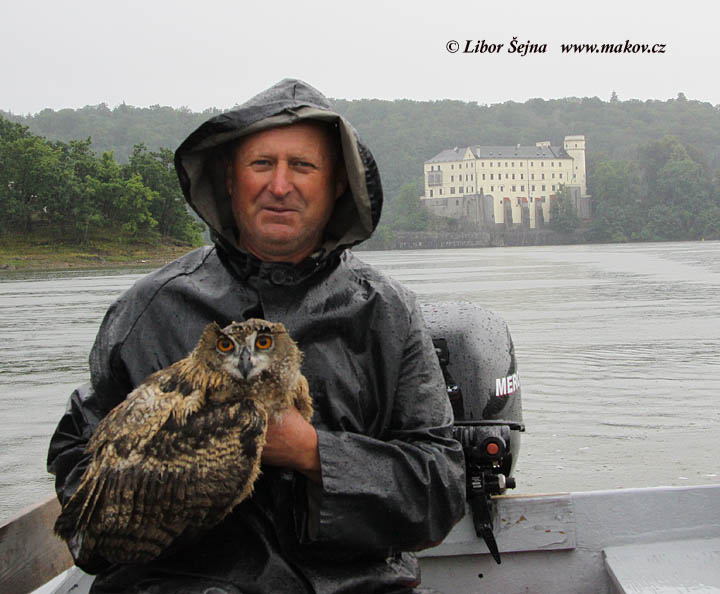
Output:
[{"xmin": 563, "ymin": 135, "xmax": 587, "ymax": 196}]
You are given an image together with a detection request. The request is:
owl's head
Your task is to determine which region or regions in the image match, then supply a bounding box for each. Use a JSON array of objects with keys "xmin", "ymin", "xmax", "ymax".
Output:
[{"xmin": 197, "ymin": 319, "xmax": 300, "ymax": 383}]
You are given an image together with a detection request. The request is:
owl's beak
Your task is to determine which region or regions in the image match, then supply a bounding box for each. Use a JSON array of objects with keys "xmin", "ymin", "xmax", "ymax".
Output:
[{"xmin": 239, "ymin": 346, "xmax": 253, "ymax": 379}]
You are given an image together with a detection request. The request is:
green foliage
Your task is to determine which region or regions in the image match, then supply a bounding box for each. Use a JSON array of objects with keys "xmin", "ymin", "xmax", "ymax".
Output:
[
  {"xmin": 0, "ymin": 135, "xmax": 63, "ymax": 233},
  {"xmin": 549, "ymin": 185, "xmax": 579, "ymax": 234},
  {"xmin": 590, "ymin": 135, "xmax": 720, "ymax": 242},
  {"xmin": 4, "ymin": 92, "xmax": 720, "ymax": 242},
  {"xmin": 0, "ymin": 114, "xmax": 205, "ymax": 246},
  {"xmin": 125, "ymin": 144, "xmax": 204, "ymax": 244},
  {"xmin": 380, "ymin": 179, "xmax": 430, "ymax": 231}
]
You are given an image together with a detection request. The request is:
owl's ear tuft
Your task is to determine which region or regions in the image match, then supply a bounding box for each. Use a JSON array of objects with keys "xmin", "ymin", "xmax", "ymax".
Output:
[{"xmin": 197, "ymin": 322, "xmax": 225, "ymax": 350}]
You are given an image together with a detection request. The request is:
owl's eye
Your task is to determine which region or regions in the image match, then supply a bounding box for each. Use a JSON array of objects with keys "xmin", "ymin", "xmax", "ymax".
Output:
[
  {"xmin": 217, "ymin": 337, "xmax": 235, "ymax": 352},
  {"xmin": 255, "ymin": 335, "xmax": 273, "ymax": 350}
]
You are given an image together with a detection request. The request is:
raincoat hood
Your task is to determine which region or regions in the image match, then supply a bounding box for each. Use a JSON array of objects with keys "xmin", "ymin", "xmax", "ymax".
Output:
[{"xmin": 174, "ymin": 79, "xmax": 383, "ymax": 263}]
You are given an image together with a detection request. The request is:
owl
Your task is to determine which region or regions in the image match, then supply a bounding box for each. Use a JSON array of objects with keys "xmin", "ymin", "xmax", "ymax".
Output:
[{"xmin": 54, "ymin": 318, "xmax": 312, "ymax": 565}]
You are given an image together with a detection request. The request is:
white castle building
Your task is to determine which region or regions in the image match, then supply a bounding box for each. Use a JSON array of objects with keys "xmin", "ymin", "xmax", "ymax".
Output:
[{"xmin": 421, "ymin": 135, "xmax": 590, "ymax": 229}]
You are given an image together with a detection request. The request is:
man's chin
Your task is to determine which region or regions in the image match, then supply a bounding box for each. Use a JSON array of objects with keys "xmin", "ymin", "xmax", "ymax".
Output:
[{"xmin": 241, "ymin": 230, "xmax": 318, "ymax": 263}]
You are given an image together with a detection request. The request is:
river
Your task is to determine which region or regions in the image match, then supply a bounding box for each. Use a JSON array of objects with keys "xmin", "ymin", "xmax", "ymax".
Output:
[{"xmin": 1, "ymin": 241, "xmax": 719, "ymax": 523}]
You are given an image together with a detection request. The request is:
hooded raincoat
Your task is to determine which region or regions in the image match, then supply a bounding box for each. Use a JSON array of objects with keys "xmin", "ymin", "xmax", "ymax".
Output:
[{"xmin": 47, "ymin": 79, "xmax": 466, "ymax": 594}]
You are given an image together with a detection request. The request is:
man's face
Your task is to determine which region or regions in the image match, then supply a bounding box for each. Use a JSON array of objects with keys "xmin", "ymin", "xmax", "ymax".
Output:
[{"xmin": 226, "ymin": 122, "xmax": 346, "ymax": 264}]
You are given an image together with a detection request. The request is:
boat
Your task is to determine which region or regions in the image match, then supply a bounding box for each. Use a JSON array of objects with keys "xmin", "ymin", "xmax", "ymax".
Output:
[
  {"xmin": 2, "ymin": 303, "xmax": 719, "ymax": 593},
  {"xmin": 5, "ymin": 484, "xmax": 720, "ymax": 594}
]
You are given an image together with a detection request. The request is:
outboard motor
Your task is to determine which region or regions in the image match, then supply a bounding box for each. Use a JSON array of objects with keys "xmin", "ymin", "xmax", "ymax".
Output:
[{"xmin": 422, "ymin": 302, "xmax": 524, "ymax": 564}]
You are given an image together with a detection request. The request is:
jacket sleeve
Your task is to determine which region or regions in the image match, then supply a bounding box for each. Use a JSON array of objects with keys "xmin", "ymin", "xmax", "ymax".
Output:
[{"xmin": 305, "ymin": 303, "xmax": 466, "ymax": 554}]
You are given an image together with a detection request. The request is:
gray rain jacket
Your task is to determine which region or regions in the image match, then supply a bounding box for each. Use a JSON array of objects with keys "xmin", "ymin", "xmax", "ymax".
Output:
[{"xmin": 47, "ymin": 79, "xmax": 466, "ymax": 594}]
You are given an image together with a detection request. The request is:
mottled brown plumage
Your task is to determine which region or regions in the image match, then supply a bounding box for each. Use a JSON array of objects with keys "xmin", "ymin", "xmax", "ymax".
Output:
[{"xmin": 54, "ymin": 318, "xmax": 312, "ymax": 565}]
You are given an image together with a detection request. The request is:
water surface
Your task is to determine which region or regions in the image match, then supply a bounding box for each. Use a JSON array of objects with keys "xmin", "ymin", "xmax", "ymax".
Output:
[{"xmin": 1, "ymin": 242, "xmax": 719, "ymax": 523}]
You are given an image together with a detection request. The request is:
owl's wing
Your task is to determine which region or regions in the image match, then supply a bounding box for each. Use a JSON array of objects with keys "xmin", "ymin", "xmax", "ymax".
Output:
[
  {"xmin": 55, "ymin": 374, "xmax": 268, "ymax": 564},
  {"xmin": 293, "ymin": 373, "xmax": 313, "ymax": 422}
]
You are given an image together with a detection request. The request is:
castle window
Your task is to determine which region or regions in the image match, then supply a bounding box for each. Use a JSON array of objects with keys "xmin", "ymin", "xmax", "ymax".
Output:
[
  {"xmin": 532, "ymin": 185, "xmax": 535, "ymax": 191},
  {"xmin": 439, "ymin": 188, "xmax": 443, "ymax": 195},
  {"xmin": 482, "ymin": 174, "xmax": 486, "ymax": 180},
  {"xmin": 430, "ymin": 190, "xmax": 433, "ymax": 197},
  {"xmin": 491, "ymin": 185, "xmax": 494, "ymax": 191},
  {"xmin": 530, "ymin": 161, "xmax": 534, "ymax": 167},
  {"xmin": 552, "ymin": 173, "xmax": 555, "ymax": 179},
  {"xmin": 542, "ymin": 185, "xmax": 546, "ymax": 191},
  {"xmin": 451, "ymin": 187, "xmax": 455, "ymax": 194},
  {"xmin": 451, "ymin": 175, "xmax": 454, "ymax": 181},
  {"xmin": 490, "ymin": 174, "xmax": 494, "ymax": 180},
  {"xmin": 531, "ymin": 173, "xmax": 535, "ymax": 180},
  {"xmin": 427, "ymin": 171, "xmax": 443, "ymax": 186},
  {"xmin": 512, "ymin": 173, "xmax": 516, "ymax": 180},
  {"xmin": 521, "ymin": 185, "xmax": 525, "ymax": 191},
  {"xmin": 559, "ymin": 173, "xmax": 563, "ymax": 179},
  {"xmin": 459, "ymin": 187, "xmax": 464, "ymax": 193},
  {"xmin": 512, "ymin": 185, "xmax": 516, "ymax": 192},
  {"xmin": 520, "ymin": 173, "xmax": 524, "ymax": 179},
  {"xmin": 551, "ymin": 162, "xmax": 555, "ymax": 167},
  {"xmin": 542, "ymin": 173, "xmax": 545, "ymax": 180}
]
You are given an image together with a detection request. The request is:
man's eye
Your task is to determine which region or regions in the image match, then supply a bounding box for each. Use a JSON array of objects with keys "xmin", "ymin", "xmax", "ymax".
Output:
[{"xmin": 293, "ymin": 160, "xmax": 316, "ymax": 170}]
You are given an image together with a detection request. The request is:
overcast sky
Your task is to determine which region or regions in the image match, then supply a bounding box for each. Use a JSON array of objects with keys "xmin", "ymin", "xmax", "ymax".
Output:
[{"xmin": 3, "ymin": 0, "xmax": 718, "ymax": 114}]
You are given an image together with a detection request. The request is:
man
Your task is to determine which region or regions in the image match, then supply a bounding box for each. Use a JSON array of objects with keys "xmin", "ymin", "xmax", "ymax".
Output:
[{"xmin": 48, "ymin": 79, "xmax": 466, "ymax": 594}]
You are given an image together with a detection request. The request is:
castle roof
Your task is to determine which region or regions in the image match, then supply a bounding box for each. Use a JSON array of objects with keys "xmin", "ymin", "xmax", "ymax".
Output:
[{"xmin": 426, "ymin": 144, "xmax": 569, "ymax": 163}]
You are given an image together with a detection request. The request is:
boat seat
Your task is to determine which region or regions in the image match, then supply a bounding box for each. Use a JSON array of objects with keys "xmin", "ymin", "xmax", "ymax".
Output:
[{"xmin": 603, "ymin": 537, "xmax": 720, "ymax": 593}]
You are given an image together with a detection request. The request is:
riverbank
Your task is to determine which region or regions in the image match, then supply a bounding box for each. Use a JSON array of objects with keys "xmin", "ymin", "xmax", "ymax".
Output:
[
  {"xmin": 0, "ymin": 237, "xmax": 199, "ymax": 271},
  {"xmin": 358, "ymin": 227, "xmax": 593, "ymax": 250}
]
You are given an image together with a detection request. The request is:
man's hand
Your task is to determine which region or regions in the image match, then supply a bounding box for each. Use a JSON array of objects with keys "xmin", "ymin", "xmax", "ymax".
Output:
[{"xmin": 262, "ymin": 407, "xmax": 321, "ymax": 484}]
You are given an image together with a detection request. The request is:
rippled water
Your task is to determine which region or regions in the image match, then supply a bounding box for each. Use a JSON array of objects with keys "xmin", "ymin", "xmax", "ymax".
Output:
[{"xmin": 1, "ymin": 242, "xmax": 719, "ymax": 523}]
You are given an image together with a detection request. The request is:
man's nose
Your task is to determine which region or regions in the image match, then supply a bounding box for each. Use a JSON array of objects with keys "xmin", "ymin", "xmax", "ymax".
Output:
[{"xmin": 268, "ymin": 163, "xmax": 292, "ymax": 196}]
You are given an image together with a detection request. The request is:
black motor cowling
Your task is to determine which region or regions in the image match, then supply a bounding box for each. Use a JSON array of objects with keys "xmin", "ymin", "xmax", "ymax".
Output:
[{"xmin": 422, "ymin": 302, "xmax": 525, "ymax": 563}]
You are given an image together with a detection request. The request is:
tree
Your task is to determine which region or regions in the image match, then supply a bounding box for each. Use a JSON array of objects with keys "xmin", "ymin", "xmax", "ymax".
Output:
[
  {"xmin": 589, "ymin": 160, "xmax": 644, "ymax": 241},
  {"xmin": 0, "ymin": 116, "xmax": 31, "ymax": 142},
  {"xmin": 0, "ymin": 135, "xmax": 63, "ymax": 234},
  {"xmin": 86, "ymin": 152, "xmax": 157, "ymax": 238},
  {"xmin": 380, "ymin": 180, "xmax": 430, "ymax": 232},
  {"xmin": 125, "ymin": 144, "xmax": 204, "ymax": 244},
  {"xmin": 549, "ymin": 185, "xmax": 579, "ymax": 234}
]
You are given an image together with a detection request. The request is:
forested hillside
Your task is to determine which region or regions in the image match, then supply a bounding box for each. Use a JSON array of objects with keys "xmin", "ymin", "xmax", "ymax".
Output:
[
  {"xmin": 5, "ymin": 94, "xmax": 719, "ymax": 195},
  {"xmin": 0, "ymin": 117, "xmax": 204, "ymax": 247},
  {"xmin": 2, "ymin": 93, "xmax": 720, "ymax": 244}
]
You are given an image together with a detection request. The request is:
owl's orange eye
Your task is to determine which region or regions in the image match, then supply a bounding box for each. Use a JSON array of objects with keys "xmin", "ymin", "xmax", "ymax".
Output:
[
  {"xmin": 255, "ymin": 335, "xmax": 273, "ymax": 350},
  {"xmin": 217, "ymin": 338, "xmax": 235, "ymax": 352}
]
